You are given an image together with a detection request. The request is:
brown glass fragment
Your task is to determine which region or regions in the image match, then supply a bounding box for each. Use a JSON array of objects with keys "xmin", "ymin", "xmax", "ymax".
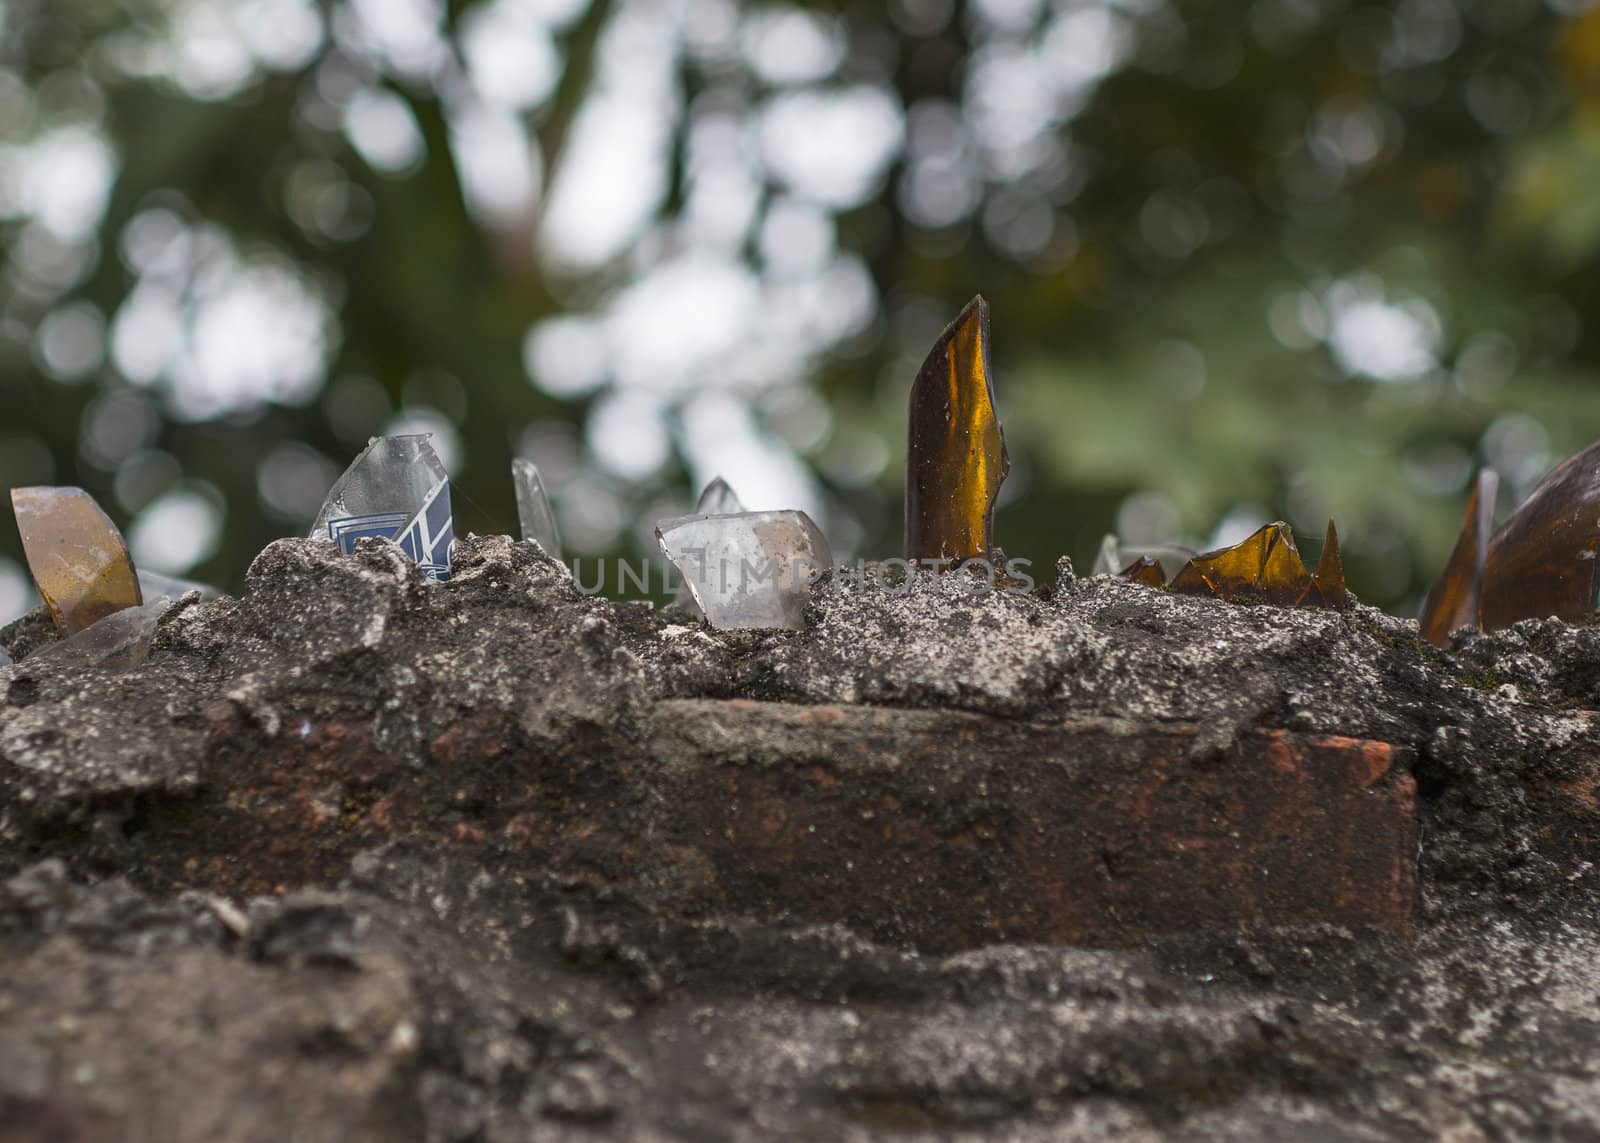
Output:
[
  {"xmin": 1418, "ymin": 470, "xmax": 1499, "ymax": 645},
  {"xmin": 1297, "ymin": 519, "xmax": 1348, "ymax": 609},
  {"xmin": 1479, "ymin": 442, "xmax": 1600, "ymax": 631},
  {"xmin": 905, "ymin": 296, "xmax": 1010, "ymax": 563},
  {"xmin": 1167, "ymin": 522, "xmax": 1310, "ymax": 606},
  {"xmin": 11, "ymin": 486, "xmax": 143, "ymax": 635},
  {"xmin": 1119, "ymin": 556, "xmax": 1166, "ymax": 588}
]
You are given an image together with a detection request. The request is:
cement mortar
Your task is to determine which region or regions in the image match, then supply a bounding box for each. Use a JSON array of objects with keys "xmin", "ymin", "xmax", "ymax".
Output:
[{"xmin": 0, "ymin": 535, "xmax": 1596, "ymax": 1140}]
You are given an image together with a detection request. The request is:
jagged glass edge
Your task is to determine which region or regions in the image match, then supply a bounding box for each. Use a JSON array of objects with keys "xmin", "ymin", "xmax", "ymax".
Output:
[
  {"xmin": 511, "ymin": 458, "xmax": 563, "ymax": 560},
  {"xmin": 694, "ymin": 477, "xmax": 745, "ymax": 516},
  {"xmin": 309, "ymin": 434, "xmax": 446, "ymax": 538},
  {"xmin": 654, "ymin": 509, "xmax": 832, "ymax": 624},
  {"xmin": 308, "ymin": 434, "xmax": 454, "ymax": 582}
]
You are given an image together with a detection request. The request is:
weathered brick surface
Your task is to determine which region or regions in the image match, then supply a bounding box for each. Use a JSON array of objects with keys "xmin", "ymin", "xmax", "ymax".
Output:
[
  {"xmin": 642, "ymin": 700, "xmax": 1417, "ymax": 949},
  {"xmin": 131, "ymin": 697, "xmax": 1417, "ymax": 950}
]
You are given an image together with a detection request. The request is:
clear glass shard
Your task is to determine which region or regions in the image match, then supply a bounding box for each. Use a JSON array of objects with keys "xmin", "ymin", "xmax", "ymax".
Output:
[
  {"xmin": 511, "ymin": 458, "xmax": 563, "ymax": 560},
  {"xmin": 138, "ymin": 570, "xmax": 221, "ymax": 602},
  {"xmin": 311, "ymin": 434, "xmax": 455, "ymax": 582},
  {"xmin": 672, "ymin": 580, "xmax": 705, "ymax": 621},
  {"xmin": 1093, "ymin": 534, "xmax": 1196, "ymax": 580},
  {"xmin": 28, "ymin": 598, "xmax": 171, "ymax": 671},
  {"xmin": 11, "ymin": 486, "xmax": 143, "ymax": 635},
  {"xmin": 695, "ymin": 477, "xmax": 745, "ymax": 516},
  {"xmin": 905, "ymin": 295, "xmax": 1010, "ymax": 563},
  {"xmin": 673, "ymin": 478, "xmax": 749, "ymax": 617},
  {"xmin": 1093, "ymin": 534, "xmax": 1121, "ymax": 577},
  {"xmin": 656, "ymin": 510, "xmax": 833, "ymax": 630}
]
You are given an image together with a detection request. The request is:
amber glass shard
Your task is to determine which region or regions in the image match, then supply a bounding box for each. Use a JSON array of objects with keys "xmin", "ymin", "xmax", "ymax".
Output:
[
  {"xmin": 1298, "ymin": 519, "xmax": 1348, "ymax": 609},
  {"xmin": 1119, "ymin": 556, "xmax": 1166, "ymax": 588},
  {"xmin": 11, "ymin": 486, "xmax": 143, "ymax": 635},
  {"xmin": 905, "ymin": 296, "xmax": 1010, "ymax": 563},
  {"xmin": 1418, "ymin": 470, "xmax": 1498, "ymax": 645},
  {"xmin": 1168, "ymin": 522, "xmax": 1310, "ymax": 606},
  {"xmin": 1479, "ymin": 443, "xmax": 1600, "ymax": 631}
]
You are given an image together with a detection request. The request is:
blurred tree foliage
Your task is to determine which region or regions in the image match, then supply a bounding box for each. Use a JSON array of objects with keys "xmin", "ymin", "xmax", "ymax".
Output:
[{"xmin": 4, "ymin": 0, "xmax": 1600, "ymax": 614}]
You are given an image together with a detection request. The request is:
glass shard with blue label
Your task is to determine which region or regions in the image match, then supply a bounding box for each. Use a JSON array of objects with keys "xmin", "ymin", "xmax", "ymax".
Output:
[
  {"xmin": 311, "ymin": 435, "xmax": 455, "ymax": 582},
  {"xmin": 511, "ymin": 458, "xmax": 563, "ymax": 561}
]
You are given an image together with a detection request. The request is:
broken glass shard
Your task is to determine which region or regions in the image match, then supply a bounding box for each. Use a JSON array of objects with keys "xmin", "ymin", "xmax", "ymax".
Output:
[
  {"xmin": 511, "ymin": 458, "xmax": 563, "ymax": 560},
  {"xmin": 673, "ymin": 478, "xmax": 749, "ymax": 616},
  {"xmin": 1297, "ymin": 519, "xmax": 1348, "ymax": 609},
  {"xmin": 0, "ymin": 644, "xmax": 10, "ymax": 666},
  {"xmin": 1480, "ymin": 442, "xmax": 1600, "ymax": 631},
  {"xmin": 138, "ymin": 570, "xmax": 221, "ymax": 602},
  {"xmin": 1147, "ymin": 546, "xmax": 1198, "ymax": 580},
  {"xmin": 1168, "ymin": 522, "xmax": 1310, "ymax": 606},
  {"xmin": 1119, "ymin": 556, "xmax": 1166, "ymax": 588},
  {"xmin": 905, "ymin": 296, "xmax": 1010, "ymax": 564},
  {"xmin": 311, "ymin": 435, "xmax": 455, "ymax": 582},
  {"xmin": 695, "ymin": 476, "xmax": 745, "ymax": 516},
  {"xmin": 28, "ymin": 598, "xmax": 170, "ymax": 671},
  {"xmin": 1093, "ymin": 534, "xmax": 1122, "ymax": 577},
  {"xmin": 656, "ymin": 510, "xmax": 832, "ymax": 630},
  {"xmin": 11, "ymin": 486, "xmax": 143, "ymax": 635},
  {"xmin": 1419, "ymin": 470, "xmax": 1498, "ymax": 645},
  {"xmin": 1094, "ymin": 534, "xmax": 1196, "ymax": 580}
]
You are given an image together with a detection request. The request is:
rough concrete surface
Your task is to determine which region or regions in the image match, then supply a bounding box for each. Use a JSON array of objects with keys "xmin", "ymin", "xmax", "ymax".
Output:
[{"xmin": 1, "ymin": 534, "xmax": 1598, "ymax": 1140}]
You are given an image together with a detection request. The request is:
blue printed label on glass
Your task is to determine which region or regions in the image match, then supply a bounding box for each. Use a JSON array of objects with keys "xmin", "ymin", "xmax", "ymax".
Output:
[
  {"xmin": 397, "ymin": 481, "xmax": 455, "ymax": 582},
  {"xmin": 326, "ymin": 481, "xmax": 454, "ymax": 583},
  {"xmin": 327, "ymin": 512, "xmax": 409, "ymax": 554}
]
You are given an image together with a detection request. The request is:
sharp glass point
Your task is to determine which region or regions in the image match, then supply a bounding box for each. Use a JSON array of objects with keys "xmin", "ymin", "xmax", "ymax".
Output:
[
  {"xmin": 694, "ymin": 477, "xmax": 745, "ymax": 516},
  {"xmin": 904, "ymin": 295, "xmax": 1010, "ymax": 564},
  {"xmin": 511, "ymin": 458, "xmax": 563, "ymax": 561},
  {"xmin": 1419, "ymin": 470, "xmax": 1498, "ymax": 645}
]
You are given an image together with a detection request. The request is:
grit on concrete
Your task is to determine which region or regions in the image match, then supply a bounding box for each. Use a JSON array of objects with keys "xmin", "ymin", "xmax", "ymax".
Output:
[{"xmin": 0, "ymin": 534, "xmax": 1597, "ymax": 1141}]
